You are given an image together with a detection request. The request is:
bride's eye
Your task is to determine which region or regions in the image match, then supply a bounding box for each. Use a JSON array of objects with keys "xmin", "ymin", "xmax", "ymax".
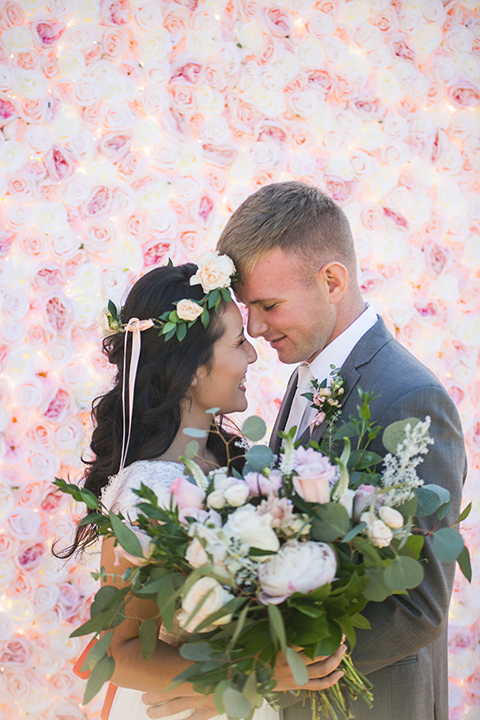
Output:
[{"xmin": 264, "ymin": 304, "xmax": 277, "ymax": 311}]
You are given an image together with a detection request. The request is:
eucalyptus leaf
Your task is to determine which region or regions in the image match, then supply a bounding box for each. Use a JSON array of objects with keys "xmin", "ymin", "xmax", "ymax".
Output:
[
  {"xmin": 242, "ymin": 673, "xmax": 258, "ymax": 706},
  {"xmin": 242, "ymin": 416, "xmax": 267, "ymax": 442},
  {"xmin": 382, "ymin": 418, "xmax": 422, "ymax": 455},
  {"xmin": 333, "ymin": 422, "xmax": 358, "ymax": 442},
  {"xmin": 350, "ymin": 613, "xmax": 371, "ymax": 630},
  {"xmin": 310, "ymin": 503, "xmax": 350, "ymax": 542},
  {"xmin": 81, "ymin": 631, "xmax": 114, "ymax": 672},
  {"xmin": 457, "ymin": 502, "xmax": 472, "ymax": 524},
  {"xmin": 180, "ymin": 642, "xmax": 212, "ymax": 661},
  {"xmin": 384, "ymin": 556, "xmax": 424, "ymax": 592},
  {"xmin": 206, "ymin": 407, "xmax": 220, "ymax": 415},
  {"xmin": 457, "ymin": 546, "xmax": 472, "ymax": 582},
  {"xmin": 91, "ymin": 586, "xmax": 119, "ymax": 617},
  {"xmin": 70, "ymin": 610, "xmax": 114, "ymax": 637},
  {"xmin": 183, "ymin": 427, "xmax": 208, "ymax": 438},
  {"xmin": 83, "ymin": 654, "xmax": 115, "ymax": 705},
  {"xmin": 436, "ymin": 501, "xmax": 451, "ymax": 521},
  {"xmin": 285, "ymin": 647, "xmax": 308, "ymax": 686},
  {"xmin": 222, "ymin": 688, "xmax": 252, "ymax": 719},
  {"xmin": 109, "ymin": 512, "xmax": 144, "ymax": 558},
  {"xmin": 268, "ymin": 604, "xmax": 286, "ymax": 650},
  {"xmin": 363, "ymin": 567, "xmax": 391, "ymax": 603},
  {"xmin": 342, "ymin": 522, "xmax": 367, "ymax": 543},
  {"xmin": 245, "ymin": 445, "xmax": 272, "ymax": 471},
  {"xmin": 214, "ymin": 680, "xmax": 229, "ymax": 715},
  {"xmin": 416, "ymin": 484, "xmax": 450, "ymax": 517},
  {"xmin": 432, "ymin": 528, "xmax": 465, "ymax": 562},
  {"xmin": 184, "ymin": 441, "xmax": 200, "ymax": 459},
  {"xmin": 139, "ymin": 617, "xmax": 158, "ymax": 661}
]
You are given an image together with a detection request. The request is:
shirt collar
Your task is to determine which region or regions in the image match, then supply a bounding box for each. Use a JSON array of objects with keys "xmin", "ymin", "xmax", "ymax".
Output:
[{"xmin": 308, "ymin": 304, "xmax": 378, "ymax": 385}]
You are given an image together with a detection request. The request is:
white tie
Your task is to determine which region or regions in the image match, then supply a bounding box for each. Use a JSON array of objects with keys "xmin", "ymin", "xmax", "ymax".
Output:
[{"xmin": 285, "ymin": 363, "xmax": 315, "ymax": 439}]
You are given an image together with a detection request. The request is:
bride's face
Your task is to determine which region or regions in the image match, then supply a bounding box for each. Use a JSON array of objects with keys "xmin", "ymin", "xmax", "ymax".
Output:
[{"xmin": 192, "ymin": 302, "xmax": 257, "ymax": 415}]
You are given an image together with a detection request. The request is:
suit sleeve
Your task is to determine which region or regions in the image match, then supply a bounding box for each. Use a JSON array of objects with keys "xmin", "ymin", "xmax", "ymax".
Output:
[{"xmin": 351, "ymin": 385, "xmax": 466, "ymax": 675}]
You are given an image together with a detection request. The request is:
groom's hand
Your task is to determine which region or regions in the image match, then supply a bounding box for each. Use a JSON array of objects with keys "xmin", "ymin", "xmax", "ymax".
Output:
[
  {"xmin": 141, "ymin": 692, "xmax": 217, "ymax": 720},
  {"xmin": 274, "ymin": 644, "xmax": 346, "ymax": 692}
]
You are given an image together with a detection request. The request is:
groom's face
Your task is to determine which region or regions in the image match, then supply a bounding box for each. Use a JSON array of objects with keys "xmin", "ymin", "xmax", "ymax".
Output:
[{"xmin": 236, "ymin": 248, "xmax": 336, "ymax": 365}]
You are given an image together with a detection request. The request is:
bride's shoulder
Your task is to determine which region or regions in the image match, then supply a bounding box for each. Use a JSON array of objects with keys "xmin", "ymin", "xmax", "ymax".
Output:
[{"xmin": 101, "ymin": 460, "xmax": 184, "ymax": 517}]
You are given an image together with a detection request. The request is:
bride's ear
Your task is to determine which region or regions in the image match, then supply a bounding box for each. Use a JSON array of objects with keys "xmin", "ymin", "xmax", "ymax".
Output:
[{"xmin": 191, "ymin": 377, "xmax": 198, "ymax": 387}]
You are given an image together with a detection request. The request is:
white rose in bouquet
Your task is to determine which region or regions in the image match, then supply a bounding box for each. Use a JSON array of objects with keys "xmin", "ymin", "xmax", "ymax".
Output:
[
  {"xmin": 223, "ymin": 481, "xmax": 249, "ymax": 507},
  {"xmin": 361, "ymin": 512, "xmax": 393, "ymax": 548},
  {"xmin": 259, "ymin": 540, "xmax": 337, "ymax": 604},
  {"xmin": 177, "ymin": 577, "xmax": 234, "ymax": 633},
  {"xmin": 185, "ymin": 537, "xmax": 209, "ymax": 568},
  {"xmin": 379, "ymin": 506, "xmax": 404, "ymax": 530},
  {"xmin": 225, "ymin": 504, "xmax": 280, "ymax": 552},
  {"xmin": 207, "ymin": 490, "xmax": 226, "ymax": 510}
]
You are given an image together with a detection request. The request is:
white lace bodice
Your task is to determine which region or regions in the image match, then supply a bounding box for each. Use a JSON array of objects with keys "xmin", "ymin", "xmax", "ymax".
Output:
[{"xmin": 101, "ymin": 460, "xmax": 184, "ymax": 520}]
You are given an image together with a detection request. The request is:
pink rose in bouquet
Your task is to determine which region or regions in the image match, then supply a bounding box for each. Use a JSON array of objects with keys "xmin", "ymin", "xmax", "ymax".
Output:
[
  {"xmin": 170, "ymin": 475, "xmax": 206, "ymax": 511},
  {"xmin": 292, "ymin": 447, "xmax": 337, "ymax": 504}
]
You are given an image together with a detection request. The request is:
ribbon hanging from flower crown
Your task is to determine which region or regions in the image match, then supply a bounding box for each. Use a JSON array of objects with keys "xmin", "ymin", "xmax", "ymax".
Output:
[{"xmin": 118, "ymin": 318, "xmax": 154, "ymax": 477}]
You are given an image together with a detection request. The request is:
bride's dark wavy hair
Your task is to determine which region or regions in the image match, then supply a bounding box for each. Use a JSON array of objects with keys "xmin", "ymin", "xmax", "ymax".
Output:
[{"xmin": 57, "ymin": 263, "xmax": 238, "ymax": 558}]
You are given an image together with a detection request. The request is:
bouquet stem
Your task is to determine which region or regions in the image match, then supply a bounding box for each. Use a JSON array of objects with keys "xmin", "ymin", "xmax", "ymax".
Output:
[{"xmin": 310, "ymin": 652, "xmax": 373, "ymax": 720}]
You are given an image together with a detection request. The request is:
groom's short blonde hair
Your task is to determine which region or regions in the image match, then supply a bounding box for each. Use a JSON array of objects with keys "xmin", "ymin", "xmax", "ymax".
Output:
[{"xmin": 217, "ymin": 181, "xmax": 357, "ymax": 280}]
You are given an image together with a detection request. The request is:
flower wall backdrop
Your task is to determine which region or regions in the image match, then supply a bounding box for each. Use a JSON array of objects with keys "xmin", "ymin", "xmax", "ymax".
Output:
[{"xmin": 0, "ymin": 0, "xmax": 479, "ymax": 718}]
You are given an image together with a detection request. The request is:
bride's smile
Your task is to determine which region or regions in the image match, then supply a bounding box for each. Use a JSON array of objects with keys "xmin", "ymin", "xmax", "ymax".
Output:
[{"xmin": 191, "ymin": 302, "xmax": 257, "ymax": 416}]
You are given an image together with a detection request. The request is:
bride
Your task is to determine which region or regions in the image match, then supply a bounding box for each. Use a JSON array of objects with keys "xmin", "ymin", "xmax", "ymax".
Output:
[{"xmin": 63, "ymin": 258, "xmax": 344, "ymax": 720}]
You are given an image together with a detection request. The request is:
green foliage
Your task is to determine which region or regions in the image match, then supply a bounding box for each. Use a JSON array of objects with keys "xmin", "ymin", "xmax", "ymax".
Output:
[
  {"xmin": 285, "ymin": 647, "xmax": 308, "ymax": 686},
  {"xmin": 432, "ymin": 528, "xmax": 465, "ymax": 562},
  {"xmin": 241, "ymin": 416, "xmax": 267, "ymax": 442},
  {"xmin": 310, "ymin": 503, "xmax": 350, "ymax": 542},
  {"xmin": 245, "ymin": 445, "xmax": 272, "ymax": 471},
  {"xmin": 416, "ymin": 484, "xmax": 450, "ymax": 517},
  {"xmin": 457, "ymin": 502, "xmax": 472, "ymax": 523},
  {"xmin": 268, "ymin": 604, "xmax": 286, "ymax": 649},
  {"xmin": 222, "ymin": 687, "xmax": 252, "ymax": 719},
  {"xmin": 83, "ymin": 654, "xmax": 115, "ymax": 705},
  {"xmin": 139, "ymin": 618, "xmax": 158, "ymax": 661},
  {"xmin": 363, "ymin": 567, "xmax": 392, "ymax": 603},
  {"xmin": 109, "ymin": 512, "xmax": 144, "ymax": 558},
  {"xmin": 457, "ymin": 545, "xmax": 472, "ymax": 582},
  {"xmin": 384, "ymin": 556, "xmax": 424, "ymax": 592},
  {"xmin": 180, "ymin": 642, "xmax": 212, "ymax": 661},
  {"xmin": 183, "ymin": 427, "xmax": 208, "ymax": 438},
  {"xmin": 81, "ymin": 631, "xmax": 114, "ymax": 673},
  {"xmin": 53, "ymin": 478, "xmax": 99, "ymax": 510},
  {"xmin": 382, "ymin": 418, "xmax": 422, "ymax": 454}
]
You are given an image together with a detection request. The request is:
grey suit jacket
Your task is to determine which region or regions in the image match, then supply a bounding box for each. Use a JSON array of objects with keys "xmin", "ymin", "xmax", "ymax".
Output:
[{"xmin": 270, "ymin": 318, "xmax": 466, "ymax": 720}]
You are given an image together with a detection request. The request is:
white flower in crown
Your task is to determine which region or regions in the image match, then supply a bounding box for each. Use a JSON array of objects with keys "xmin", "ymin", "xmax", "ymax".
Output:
[
  {"xmin": 190, "ymin": 251, "xmax": 236, "ymax": 293},
  {"xmin": 176, "ymin": 299, "xmax": 203, "ymax": 322}
]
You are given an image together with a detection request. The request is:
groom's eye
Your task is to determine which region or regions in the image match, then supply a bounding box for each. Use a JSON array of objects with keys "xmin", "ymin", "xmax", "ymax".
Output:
[{"xmin": 263, "ymin": 304, "xmax": 277, "ymax": 311}]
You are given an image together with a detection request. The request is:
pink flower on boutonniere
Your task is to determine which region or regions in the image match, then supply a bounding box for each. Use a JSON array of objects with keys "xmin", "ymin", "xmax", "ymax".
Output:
[{"xmin": 302, "ymin": 367, "xmax": 346, "ymax": 430}]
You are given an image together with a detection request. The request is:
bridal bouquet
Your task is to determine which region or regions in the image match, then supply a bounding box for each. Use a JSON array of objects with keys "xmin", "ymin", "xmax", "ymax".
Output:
[{"xmin": 55, "ymin": 389, "xmax": 470, "ymax": 720}]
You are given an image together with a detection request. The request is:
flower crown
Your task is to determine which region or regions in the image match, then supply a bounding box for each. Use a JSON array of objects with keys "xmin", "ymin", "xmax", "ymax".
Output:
[{"xmin": 106, "ymin": 251, "xmax": 237, "ymax": 343}]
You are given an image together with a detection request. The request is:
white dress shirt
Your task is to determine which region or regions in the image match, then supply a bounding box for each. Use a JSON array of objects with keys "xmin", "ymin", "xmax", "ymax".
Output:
[{"xmin": 300, "ymin": 304, "xmax": 378, "ymax": 434}]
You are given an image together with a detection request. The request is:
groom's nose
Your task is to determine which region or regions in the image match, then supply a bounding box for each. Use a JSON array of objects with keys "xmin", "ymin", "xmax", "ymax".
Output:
[{"xmin": 246, "ymin": 308, "xmax": 268, "ymax": 339}]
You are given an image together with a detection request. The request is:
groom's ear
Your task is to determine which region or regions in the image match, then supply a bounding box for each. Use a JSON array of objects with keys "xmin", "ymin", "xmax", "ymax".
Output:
[{"xmin": 318, "ymin": 262, "xmax": 348, "ymax": 304}]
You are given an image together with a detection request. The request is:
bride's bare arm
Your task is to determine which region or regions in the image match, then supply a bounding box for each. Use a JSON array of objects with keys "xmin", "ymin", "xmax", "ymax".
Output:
[{"xmin": 101, "ymin": 536, "xmax": 194, "ymax": 694}]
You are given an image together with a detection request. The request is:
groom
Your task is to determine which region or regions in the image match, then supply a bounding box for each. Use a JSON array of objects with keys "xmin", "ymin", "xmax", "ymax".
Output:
[{"xmin": 143, "ymin": 182, "xmax": 466, "ymax": 720}]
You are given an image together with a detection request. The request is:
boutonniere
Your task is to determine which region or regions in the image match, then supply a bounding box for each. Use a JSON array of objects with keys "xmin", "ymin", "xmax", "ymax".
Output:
[{"xmin": 302, "ymin": 366, "xmax": 346, "ymax": 429}]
